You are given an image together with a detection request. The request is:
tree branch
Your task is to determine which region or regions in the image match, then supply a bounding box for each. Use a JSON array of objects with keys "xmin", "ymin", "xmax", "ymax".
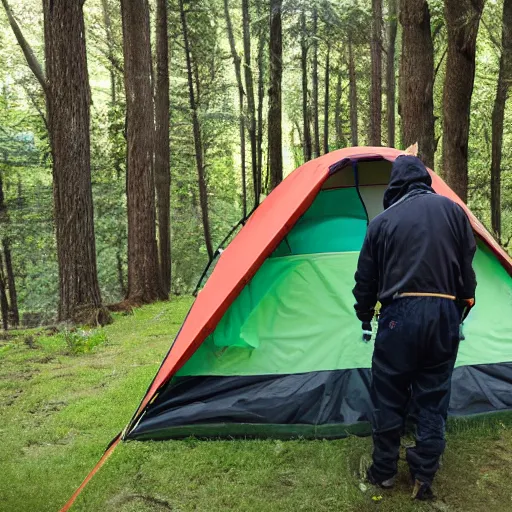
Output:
[
  {"xmin": 434, "ymin": 47, "xmax": 448, "ymax": 79},
  {"xmin": 1, "ymin": 0, "xmax": 48, "ymax": 96}
]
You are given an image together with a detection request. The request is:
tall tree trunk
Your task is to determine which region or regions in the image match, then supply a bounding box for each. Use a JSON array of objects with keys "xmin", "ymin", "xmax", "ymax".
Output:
[
  {"xmin": 0, "ymin": 174, "xmax": 13, "ymax": 328},
  {"xmin": 323, "ymin": 45, "xmax": 330, "ymax": 154},
  {"xmin": 242, "ymin": 0, "xmax": 259, "ymax": 204},
  {"xmin": 268, "ymin": 0, "xmax": 283, "ymax": 191},
  {"xmin": 121, "ymin": 0, "xmax": 165, "ymax": 303},
  {"xmin": 2, "ymin": 239, "xmax": 18, "ymax": 327},
  {"xmin": 0, "ymin": 252, "xmax": 8, "ymax": 330},
  {"xmin": 256, "ymin": 0, "xmax": 265, "ymax": 195},
  {"xmin": 311, "ymin": 6, "xmax": 320, "ymax": 157},
  {"xmin": 301, "ymin": 7, "xmax": 312, "ymax": 161},
  {"xmin": 399, "ymin": 0, "xmax": 435, "ymax": 168},
  {"xmin": 491, "ymin": 0, "xmax": 512, "ymax": 241},
  {"xmin": 179, "ymin": 0, "xmax": 214, "ymax": 260},
  {"xmin": 101, "ymin": 0, "xmax": 117, "ymax": 104},
  {"xmin": 370, "ymin": 0, "xmax": 382, "ymax": 146},
  {"xmin": 387, "ymin": 0, "xmax": 398, "ymax": 148},
  {"xmin": 348, "ymin": 36, "xmax": 359, "ymax": 146},
  {"xmin": 443, "ymin": 0, "xmax": 485, "ymax": 202},
  {"xmin": 370, "ymin": 0, "xmax": 383, "ymax": 146},
  {"xmin": 224, "ymin": 0, "xmax": 247, "ymax": 216},
  {"xmin": 155, "ymin": 0, "xmax": 171, "ymax": 298},
  {"xmin": 43, "ymin": 0, "xmax": 109, "ymax": 323},
  {"xmin": 335, "ymin": 68, "xmax": 343, "ymax": 149}
]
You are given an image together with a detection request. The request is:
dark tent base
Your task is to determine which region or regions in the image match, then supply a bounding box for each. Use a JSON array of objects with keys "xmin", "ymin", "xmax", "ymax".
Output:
[{"xmin": 127, "ymin": 362, "xmax": 512, "ymax": 441}]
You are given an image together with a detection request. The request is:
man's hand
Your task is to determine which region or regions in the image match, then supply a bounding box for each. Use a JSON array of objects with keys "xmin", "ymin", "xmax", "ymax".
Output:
[
  {"xmin": 459, "ymin": 298, "xmax": 475, "ymax": 321},
  {"xmin": 362, "ymin": 321, "xmax": 372, "ymax": 342}
]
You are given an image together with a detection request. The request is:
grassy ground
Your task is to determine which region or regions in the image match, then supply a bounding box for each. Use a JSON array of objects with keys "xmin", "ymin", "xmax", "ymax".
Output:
[{"xmin": 1, "ymin": 298, "xmax": 512, "ymax": 512}]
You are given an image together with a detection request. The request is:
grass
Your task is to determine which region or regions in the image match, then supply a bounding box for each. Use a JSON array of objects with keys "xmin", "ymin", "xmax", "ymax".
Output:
[{"xmin": 1, "ymin": 298, "xmax": 512, "ymax": 511}]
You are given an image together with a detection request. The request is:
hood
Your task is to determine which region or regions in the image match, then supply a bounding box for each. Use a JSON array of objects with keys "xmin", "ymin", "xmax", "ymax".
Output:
[{"xmin": 383, "ymin": 155, "xmax": 434, "ymax": 209}]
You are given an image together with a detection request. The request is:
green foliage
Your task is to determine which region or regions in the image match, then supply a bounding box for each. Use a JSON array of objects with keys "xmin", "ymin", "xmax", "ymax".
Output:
[{"xmin": 60, "ymin": 329, "xmax": 109, "ymax": 355}]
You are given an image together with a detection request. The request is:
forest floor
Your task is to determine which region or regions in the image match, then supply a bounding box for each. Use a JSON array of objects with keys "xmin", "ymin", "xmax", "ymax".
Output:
[{"xmin": 1, "ymin": 299, "xmax": 512, "ymax": 512}]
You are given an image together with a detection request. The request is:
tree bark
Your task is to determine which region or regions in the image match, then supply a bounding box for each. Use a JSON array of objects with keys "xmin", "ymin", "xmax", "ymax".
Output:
[
  {"xmin": 179, "ymin": 0, "xmax": 214, "ymax": 260},
  {"xmin": 323, "ymin": 45, "xmax": 330, "ymax": 154},
  {"xmin": 399, "ymin": 0, "xmax": 435, "ymax": 168},
  {"xmin": 256, "ymin": 0, "xmax": 265, "ymax": 195},
  {"xmin": 242, "ymin": 0, "xmax": 259, "ymax": 204},
  {"xmin": 43, "ymin": 0, "xmax": 109, "ymax": 324},
  {"xmin": 387, "ymin": 0, "xmax": 398, "ymax": 148},
  {"xmin": 121, "ymin": 0, "xmax": 165, "ymax": 303},
  {"xmin": 0, "ymin": 175, "xmax": 14, "ymax": 328},
  {"xmin": 224, "ymin": 0, "xmax": 247, "ymax": 216},
  {"xmin": 2, "ymin": 239, "xmax": 19, "ymax": 327},
  {"xmin": 154, "ymin": 0, "xmax": 171, "ymax": 298},
  {"xmin": 312, "ymin": 6, "xmax": 320, "ymax": 157},
  {"xmin": 0, "ymin": 252, "xmax": 8, "ymax": 330},
  {"xmin": 268, "ymin": 0, "xmax": 283, "ymax": 191},
  {"xmin": 370, "ymin": 0, "xmax": 383, "ymax": 146},
  {"xmin": 301, "ymin": 7, "xmax": 312, "ymax": 161},
  {"xmin": 491, "ymin": 0, "xmax": 512, "ymax": 241},
  {"xmin": 443, "ymin": 0, "xmax": 485, "ymax": 202},
  {"xmin": 334, "ymin": 66, "xmax": 343, "ymax": 148},
  {"xmin": 348, "ymin": 36, "xmax": 359, "ymax": 146}
]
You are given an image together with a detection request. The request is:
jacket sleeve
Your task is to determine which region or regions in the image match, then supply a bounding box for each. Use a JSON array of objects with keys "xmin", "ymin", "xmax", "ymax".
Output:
[
  {"xmin": 353, "ymin": 231, "xmax": 378, "ymax": 322},
  {"xmin": 459, "ymin": 209, "xmax": 477, "ymax": 301}
]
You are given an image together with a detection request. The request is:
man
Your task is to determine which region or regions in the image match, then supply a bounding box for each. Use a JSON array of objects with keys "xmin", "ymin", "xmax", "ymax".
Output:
[{"xmin": 353, "ymin": 151, "xmax": 476, "ymax": 500}]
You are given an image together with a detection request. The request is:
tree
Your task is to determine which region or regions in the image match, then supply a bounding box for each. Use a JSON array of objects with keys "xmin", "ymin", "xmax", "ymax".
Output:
[
  {"xmin": 121, "ymin": 0, "xmax": 165, "ymax": 303},
  {"xmin": 491, "ymin": 0, "xmax": 512, "ymax": 242},
  {"xmin": 399, "ymin": 0, "xmax": 435, "ymax": 168},
  {"xmin": 2, "ymin": 239, "xmax": 18, "ymax": 326},
  {"xmin": 155, "ymin": 0, "xmax": 171, "ymax": 297},
  {"xmin": 370, "ymin": 0, "xmax": 383, "ymax": 146},
  {"xmin": 443, "ymin": 0, "xmax": 485, "ymax": 201},
  {"xmin": 268, "ymin": 0, "xmax": 283, "ymax": 190},
  {"xmin": 256, "ymin": 0, "xmax": 266, "ymax": 196},
  {"xmin": 348, "ymin": 35, "xmax": 359, "ymax": 146},
  {"xmin": 0, "ymin": 251, "xmax": 8, "ymax": 330},
  {"xmin": 301, "ymin": 6, "xmax": 312, "ymax": 161},
  {"xmin": 179, "ymin": 0, "xmax": 214, "ymax": 260},
  {"xmin": 2, "ymin": 0, "xmax": 109, "ymax": 324},
  {"xmin": 323, "ymin": 45, "xmax": 330, "ymax": 154},
  {"xmin": 334, "ymin": 64, "xmax": 344, "ymax": 149},
  {"xmin": 387, "ymin": 0, "xmax": 398, "ymax": 148},
  {"xmin": 312, "ymin": 5, "xmax": 320, "ymax": 157},
  {"xmin": 224, "ymin": 0, "xmax": 247, "ymax": 216},
  {"xmin": 242, "ymin": 0, "xmax": 260, "ymax": 203}
]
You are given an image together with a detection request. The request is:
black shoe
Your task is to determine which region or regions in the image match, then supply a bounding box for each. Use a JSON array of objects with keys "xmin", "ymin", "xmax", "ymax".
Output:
[
  {"xmin": 411, "ymin": 479, "xmax": 435, "ymax": 501},
  {"xmin": 366, "ymin": 467, "xmax": 396, "ymax": 489}
]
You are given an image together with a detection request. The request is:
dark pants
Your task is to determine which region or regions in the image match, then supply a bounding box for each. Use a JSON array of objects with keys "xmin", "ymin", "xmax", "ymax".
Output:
[{"xmin": 370, "ymin": 297, "xmax": 461, "ymax": 485}]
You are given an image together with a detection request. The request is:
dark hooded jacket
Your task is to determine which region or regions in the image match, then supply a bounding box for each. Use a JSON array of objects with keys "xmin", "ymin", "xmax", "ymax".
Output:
[{"xmin": 353, "ymin": 155, "xmax": 477, "ymax": 322}]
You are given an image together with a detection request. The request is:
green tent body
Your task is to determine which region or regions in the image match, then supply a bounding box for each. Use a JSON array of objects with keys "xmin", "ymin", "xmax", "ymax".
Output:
[{"xmin": 122, "ymin": 148, "xmax": 512, "ymax": 441}]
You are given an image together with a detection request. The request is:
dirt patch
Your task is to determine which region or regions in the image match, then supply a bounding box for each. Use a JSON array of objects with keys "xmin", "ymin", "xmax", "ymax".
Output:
[
  {"xmin": 3, "ymin": 367, "xmax": 40, "ymax": 381},
  {"xmin": 29, "ymin": 400, "xmax": 67, "ymax": 416},
  {"xmin": 109, "ymin": 492, "xmax": 174, "ymax": 510},
  {"xmin": 1, "ymin": 389, "xmax": 23, "ymax": 407}
]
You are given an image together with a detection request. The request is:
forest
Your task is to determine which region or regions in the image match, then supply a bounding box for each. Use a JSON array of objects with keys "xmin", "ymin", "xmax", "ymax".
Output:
[{"xmin": 0, "ymin": 0, "xmax": 511, "ymax": 328}]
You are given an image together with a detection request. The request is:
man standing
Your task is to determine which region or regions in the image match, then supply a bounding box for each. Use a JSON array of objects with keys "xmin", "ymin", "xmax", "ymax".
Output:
[{"xmin": 353, "ymin": 153, "xmax": 476, "ymax": 500}]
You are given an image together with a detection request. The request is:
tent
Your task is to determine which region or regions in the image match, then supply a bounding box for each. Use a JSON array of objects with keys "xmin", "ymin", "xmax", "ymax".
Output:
[
  {"xmin": 124, "ymin": 146, "xmax": 512, "ymax": 441},
  {"xmin": 61, "ymin": 146, "xmax": 512, "ymax": 509}
]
